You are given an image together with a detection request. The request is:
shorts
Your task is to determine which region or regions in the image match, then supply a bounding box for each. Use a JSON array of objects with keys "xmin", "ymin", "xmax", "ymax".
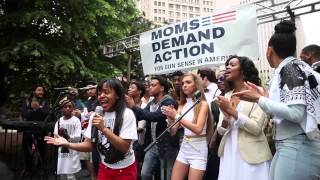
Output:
[
  {"xmin": 176, "ymin": 137, "xmax": 208, "ymax": 170},
  {"xmin": 97, "ymin": 161, "xmax": 137, "ymax": 180}
]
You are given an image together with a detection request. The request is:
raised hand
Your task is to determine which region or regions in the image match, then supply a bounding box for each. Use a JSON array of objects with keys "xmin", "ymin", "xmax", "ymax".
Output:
[
  {"xmin": 124, "ymin": 95, "xmax": 135, "ymax": 108},
  {"xmin": 232, "ymin": 82, "xmax": 266, "ymax": 102},
  {"xmin": 44, "ymin": 135, "xmax": 69, "ymax": 147}
]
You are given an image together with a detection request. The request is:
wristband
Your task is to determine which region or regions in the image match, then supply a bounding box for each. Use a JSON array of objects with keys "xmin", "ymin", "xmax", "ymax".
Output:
[{"xmin": 174, "ymin": 114, "xmax": 181, "ymax": 121}]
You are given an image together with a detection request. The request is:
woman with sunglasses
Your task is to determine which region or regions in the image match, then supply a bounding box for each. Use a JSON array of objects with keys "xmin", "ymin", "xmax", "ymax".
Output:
[{"xmin": 216, "ymin": 70, "xmax": 230, "ymax": 96}]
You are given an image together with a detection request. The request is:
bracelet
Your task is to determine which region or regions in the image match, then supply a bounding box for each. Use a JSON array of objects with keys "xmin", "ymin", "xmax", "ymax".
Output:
[{"xmin": 174, "ymin": 114, "xmax": 181, "ymax": 121}]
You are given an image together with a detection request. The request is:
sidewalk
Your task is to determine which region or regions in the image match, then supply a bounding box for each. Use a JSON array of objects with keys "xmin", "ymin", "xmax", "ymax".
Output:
[{"xmin": 14, "ymin": 168, "xmax": 93, "ymax": 180}]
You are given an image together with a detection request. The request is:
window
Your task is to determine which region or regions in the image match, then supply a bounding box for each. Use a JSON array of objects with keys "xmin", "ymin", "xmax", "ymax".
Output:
[
  {"xmin": 158, "ymin": 2, "xmax": 161, "ymax": 6},
  {"xmin": 195, "ymin": 7, "xmax": 200, "ymax": 13},
  {"xmin": 154, "ymin": 9, "xmax": 157, "ymax": 13},
  {"xmin": 162, "ymin": 2, "xmax": 165, "ymax": 6},
  {"xmin": 176, "ymin": 5, "xmax": 180, "ymax": 10},
  {"xmin": 169, "ymin": 4, "xmax": 174, "ymax": 9},
  {"xmin": 154, "ymin": 17, "xmax": 157, "ymax": 21},
  {"xmin": 189, "ymin": 14, "xmax": 194, "ymax": 18},
  {"xmin": 169, "ymin": 11, "xmax": 174, "ymax": 16},
  {"xmin": 176, "ymin": 12, "xmax": 180, "ymax": 17},
  {"xmin": 169, "ymin": 19, "xmax": 174, "ymax": 23},
  {"xmin": 183, "ymin": 5, "xmax": 187, "ymax": 11},
  {"xmin": 183, "ymin": 13, "xmax": 187, "ymax": 18},
  {"xmin": 154, "ymin": 1, "xmax": 157, "ymax": 6},
  {"xmin": 162, "ymin": 10, "xmax": 165, "ymax": 14},
  {"xmin": 189, "ymin": 6, "xmax": 193, "ymax": 11}
]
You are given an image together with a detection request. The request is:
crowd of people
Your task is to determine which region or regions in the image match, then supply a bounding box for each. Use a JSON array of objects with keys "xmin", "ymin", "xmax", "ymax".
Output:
[{"xmin": 18, "ymin": 20, "xmax": 320, "ymax": 180}]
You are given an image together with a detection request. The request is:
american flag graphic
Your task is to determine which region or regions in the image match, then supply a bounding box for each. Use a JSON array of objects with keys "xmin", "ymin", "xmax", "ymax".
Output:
[{"xmin": 202, "ymin": 10, "xmax": 237, "ymax": 26}]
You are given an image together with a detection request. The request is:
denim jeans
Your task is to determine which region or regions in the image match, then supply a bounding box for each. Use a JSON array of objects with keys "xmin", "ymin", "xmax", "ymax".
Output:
[
  {"xmin": 271, "ymin": 134, "xmax": 320, "ymax": 180},
  {"xmin": 141, "ymin": 146, "xmax": 176, "ymax": 180}
]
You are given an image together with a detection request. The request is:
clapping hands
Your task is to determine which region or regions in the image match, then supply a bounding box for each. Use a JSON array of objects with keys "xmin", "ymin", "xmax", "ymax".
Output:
[{"xmin": 161, "ymin": 105, "xmax": 177, "ymax": 119}]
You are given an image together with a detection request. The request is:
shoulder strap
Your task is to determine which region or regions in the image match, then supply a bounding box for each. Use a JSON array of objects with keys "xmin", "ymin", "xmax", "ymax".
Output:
[
  {"xmin": 158, "ymin": 94, "xmax": 171, "ymax": 105},
  {"xmin": 247, "ymin": 103, "xmax": 255, "ymax": 118},
  {"xmin": 212, "ymin": 88, "xmax": 219, "ymax": 100},
  {"xmin": 58, "ymin": 117, "xmax": 61, "ymax": 132}
]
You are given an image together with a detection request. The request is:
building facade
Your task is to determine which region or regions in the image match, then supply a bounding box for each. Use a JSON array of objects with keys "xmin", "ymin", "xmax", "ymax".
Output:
[{"xmin": 135, "ymin": 0, "xmax": 217, "ymax": 24}]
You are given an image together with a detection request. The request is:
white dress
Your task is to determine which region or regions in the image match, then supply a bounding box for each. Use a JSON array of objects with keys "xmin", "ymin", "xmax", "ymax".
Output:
[{"xmin": 218, "ymin": 101, "xmax": 270, "ymax": 180}]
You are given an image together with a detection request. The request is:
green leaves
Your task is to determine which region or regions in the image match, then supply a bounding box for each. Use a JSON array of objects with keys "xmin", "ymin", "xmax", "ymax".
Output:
[{"xmin": 0, "ymin": 0, "xmax": 146, "ymax": 109}]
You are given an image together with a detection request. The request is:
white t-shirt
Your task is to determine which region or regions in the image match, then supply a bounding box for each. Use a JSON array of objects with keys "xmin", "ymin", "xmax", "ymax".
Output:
[
  {"xmin": 84, "ymin": 108, "xmax": 138, "ymax": 169},
  {"xmin": 137, "ymin": 101, "xmax": 148, "ymax": 145},
  {"xmin": 205, "ymin": 83, "xmax": 221, "ymax": 106},
  {"xmin": 54, "ymin": 116, "xmax": 82, "ymax": 174}
]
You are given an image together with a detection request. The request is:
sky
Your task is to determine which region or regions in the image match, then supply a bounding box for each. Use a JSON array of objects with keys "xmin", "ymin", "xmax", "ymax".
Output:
[{"xmin": 300, "ymin": 0, "xmax": 320, "ymax": 45}]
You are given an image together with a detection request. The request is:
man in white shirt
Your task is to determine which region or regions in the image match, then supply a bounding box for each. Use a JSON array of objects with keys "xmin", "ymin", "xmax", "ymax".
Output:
[{"xmin": 197, "ymin": 68, "xmax": 221, "ymax": 106}]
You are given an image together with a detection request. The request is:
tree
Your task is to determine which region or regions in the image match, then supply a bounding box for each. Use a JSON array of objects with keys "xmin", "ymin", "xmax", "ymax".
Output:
[
  {"xmin": 0, "ymin": 0, "xmax": 139, "ymax": 110},
  {"xmin": 124, "ymin": 16, "xmax": 156, "ymax": 81}
]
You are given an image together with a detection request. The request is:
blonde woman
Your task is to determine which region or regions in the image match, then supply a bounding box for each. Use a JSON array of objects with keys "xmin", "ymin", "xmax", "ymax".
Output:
[{"xmin": 162, "ymin": 72, "xmax": 212, "ymax": 180}]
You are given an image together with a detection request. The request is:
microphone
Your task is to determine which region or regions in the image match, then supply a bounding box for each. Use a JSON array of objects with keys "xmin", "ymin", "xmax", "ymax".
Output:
[
  {"xmin": 54, "ymin": 87, "xmax": 72, "ymax": 90},
  {"xmin": 194, "ymin": 90, "xmax": 202, "ymax": 100},
  {"xmin": 92, "ymin": 106, "xmax": 103, "ymax": 143},
  {"xmin": 78, "ymin": 85, "xmax": 97, "ymax": 91}
]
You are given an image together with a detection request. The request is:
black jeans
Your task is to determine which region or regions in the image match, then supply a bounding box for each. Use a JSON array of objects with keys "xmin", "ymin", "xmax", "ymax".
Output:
[{"xmin": 22, "ymin": 132, "xmax": 46, "ymax": 172}]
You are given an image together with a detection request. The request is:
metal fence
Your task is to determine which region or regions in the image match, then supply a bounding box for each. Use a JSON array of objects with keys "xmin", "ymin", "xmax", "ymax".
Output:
[{"xmin": 0, "ymin": 119, "xmax": 58, "ymax": 179}]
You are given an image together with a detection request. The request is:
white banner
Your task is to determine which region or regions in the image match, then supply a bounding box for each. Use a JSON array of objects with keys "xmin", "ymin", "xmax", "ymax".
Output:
[{"xmin": 139, "ymin": 4, "xmax": 259, "ymax": 75}]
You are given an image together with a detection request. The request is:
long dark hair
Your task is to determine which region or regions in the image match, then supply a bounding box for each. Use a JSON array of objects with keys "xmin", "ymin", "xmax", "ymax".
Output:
[
  {"xmin": 97, "ymin": 79, "xmax": 126, "ymax": 134},
  {"xmin": 268, "ymin": 20, "xmax": 296, "ymax": 59},
  {"xmin": 29, "ymin": 84, "xmax": 45, "ymax": 98},
  {"xmin": 26, "ymin": 84, "xmax": 47, "ymax": 108},
  {"xmin": 225, "ymin": 55, "xmax": 261, "ymax": 88}
]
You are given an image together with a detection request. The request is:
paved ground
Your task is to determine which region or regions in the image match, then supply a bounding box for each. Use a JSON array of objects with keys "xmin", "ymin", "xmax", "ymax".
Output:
[
  {"xmin": 0, "ymin": 130, "xmax": 95, "ymax": 180},
  {"xmin": 8, "ymin": 167, "xmax": 93, "ymax": 180}
]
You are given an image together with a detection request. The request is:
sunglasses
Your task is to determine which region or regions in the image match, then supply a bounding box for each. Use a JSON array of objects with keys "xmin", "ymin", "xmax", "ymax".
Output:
[{"xmin": 218, "ymin": 75, "xmax": 224, "ymax": 83}]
